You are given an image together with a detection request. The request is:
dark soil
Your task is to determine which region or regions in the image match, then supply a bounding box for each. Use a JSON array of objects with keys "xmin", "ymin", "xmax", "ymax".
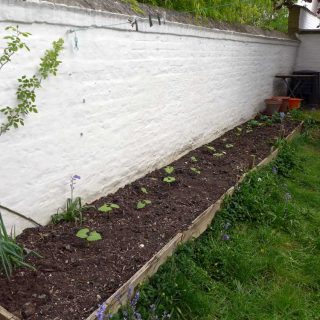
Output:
[{"xmin": 0, "ymin": 117, "xmax": 299, "ymax": 320}]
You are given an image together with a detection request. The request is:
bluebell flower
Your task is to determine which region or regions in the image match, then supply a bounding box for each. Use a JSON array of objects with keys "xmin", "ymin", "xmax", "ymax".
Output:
[
  {"xmin": 96, "ymin": 303, "xmax": 107, "ymax": 320},
  {"xmin": 131, "ymin": 291, "xmax": 140, "ymax": 307},
  {"xmin": 272, "ymin": 167, "xmax": 278, "ymax": 175},
  {"xmin": 73, "ymin": 175, "xmax": 81, "ymax": 180},
  {"xmin": 221, "ymin": 234, "xmax": 230, "ymax": 241}
]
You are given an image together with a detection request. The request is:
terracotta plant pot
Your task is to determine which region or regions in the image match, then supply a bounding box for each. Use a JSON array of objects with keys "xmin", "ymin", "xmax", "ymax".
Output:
[
  {"xmin": 272, "ymin": 96, "xmax": 290, "ymax": 112},
  {"xmin": 288, "ymin": 98, "xmax": 303, "ymax": 110},
  {"xmin": 264, "ymin": 98, "xmax": 281, "ymax": 115}
]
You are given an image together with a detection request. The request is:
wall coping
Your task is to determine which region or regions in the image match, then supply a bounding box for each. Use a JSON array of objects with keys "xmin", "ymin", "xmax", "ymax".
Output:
[{"xmin": 0, "ymin": 0, "xmax": 299, "ymax": 47}]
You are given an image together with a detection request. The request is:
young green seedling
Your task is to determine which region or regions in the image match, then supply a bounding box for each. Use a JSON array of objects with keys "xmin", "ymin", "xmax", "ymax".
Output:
[
  {"xmin": 213, "ymin": 151, "xmax": 226, "ymax": 158},
  {"xmin": 190, "ymin": 167, "xmax": 201, "ymax": 174},
  {"xmin": 98, "ymin": 203, "xmax": 120, "ymax": 213},
  {"xmin": 163, "ymin": 176, "xmax": 176, "ymax": 183},
  {"xmin": 141, "ymin": 187, "xmax": 148, "ymax": 194},
  {"xmin": 191, "ymin": 156, "xmax": 198, "ymax": 162},
  {"xmin": 136, "ymin": 199, "xmax": 152, "ymax": 209},
  {"xmin": 164, "ymin": 166, "xmax": 174, "ymax": 175},
  {"xmin": 76, "ymin": 228, "xmax": 102, "ymax": 242},
  {"xmin": 226, "ymin": 144, "xmax": 234, "ymax": 149},
  {"xmin": 206, "ymin": 145, "xmax": 216, "ymax": 153}
]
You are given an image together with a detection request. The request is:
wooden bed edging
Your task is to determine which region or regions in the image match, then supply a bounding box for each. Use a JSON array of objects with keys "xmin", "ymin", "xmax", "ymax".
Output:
[{"xmin": 0, "ymin": 123, "xmax": 303, "ymax": 320}]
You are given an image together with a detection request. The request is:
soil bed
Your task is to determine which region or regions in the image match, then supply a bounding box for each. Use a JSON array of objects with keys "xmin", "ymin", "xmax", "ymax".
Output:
[{"xmin": 0, "ymin": 117, "xmax": 298, "ymax": 320}]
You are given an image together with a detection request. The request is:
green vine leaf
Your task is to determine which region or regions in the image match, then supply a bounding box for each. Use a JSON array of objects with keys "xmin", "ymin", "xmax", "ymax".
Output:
[
  {"xmin": 163, "ymin": 176, "xmax": 176, "ymax": 183},
  {"xmin": 164, "ymin": 166, "xmax": 174, "ymax": 175},
  {"xmin": 98, "ymin": 203, "xmax": 120, "ymax": 213},
  {"xmin": 86, "ymin": 231, "xmax": 102, "ymax": 242}
]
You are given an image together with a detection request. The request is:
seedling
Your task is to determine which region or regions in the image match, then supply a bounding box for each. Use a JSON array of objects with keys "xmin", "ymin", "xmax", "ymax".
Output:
[
  {"xmin": 76, "ymin": 228, "xmax": 102, "ymax": 242},
  {"xmin": 226, "ymin": 144, "xmax": 234, "ymax": 149},
  {"xmin": 248, "ymin": 120, "xmax": 260, "ymax": 127},
  {"xmin": 191, "ymin": 156, "xmax": 198, "ymax": 162},
  {"xmin": 213, "ymin": 152, "xmax": 226, "ymax": 158},
  {"xmin": 190, "ymin": 167, "xmax": 201, "ymax": 174},
  {"xmin": 206, "ymin": 145, "xmax": 216, "ymax": 153},
  {"xmin": 236, "ymin": 127, "xmax": 242, "ymax": 136},
  {"xmin": 136, "ymin": 199, "xmax": 152, "ymax": 209},
  {"xmin": 163, "ymin": 176, "xmax": 176, "ymax": 183},
  {"xmin": 164, "ymin": 166, "xmax": 174, "ymax": 175},
  {"xmin": 98, "ymin": 203, "xmax": 120, "ymax": 213},
  {"xmin": 141, "ymin": 187, "xmax": 148, "ymax": 194}
]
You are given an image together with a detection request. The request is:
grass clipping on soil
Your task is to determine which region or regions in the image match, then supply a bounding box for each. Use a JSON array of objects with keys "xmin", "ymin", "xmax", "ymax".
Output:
[{"xmin": 120, "ymin": 118, "xmax": 320, "ymax": 320}]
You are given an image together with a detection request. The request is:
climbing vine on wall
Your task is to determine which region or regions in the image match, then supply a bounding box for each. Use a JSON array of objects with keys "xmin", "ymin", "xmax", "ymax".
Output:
[{"xmin": 0, "ymin": 26, "xmax": 64, "ymax": 135}]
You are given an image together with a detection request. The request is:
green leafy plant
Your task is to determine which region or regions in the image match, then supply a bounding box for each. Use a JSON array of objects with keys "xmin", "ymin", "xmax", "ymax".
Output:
[
  {"xmin": 52, "ymin": 175, "xmax": 84, "ymax": 224},
  {"xmin": 191, "ymin": 156, "xmax": 198, "ymax": 162},
  {"xmin": 213, "ymin": 151, "xmax": 226, "ymax": 158},
  {"xmin": 141, "ymin": 187, "xmax": 148, "ymax": 194},
  {"xmin": 164, "ymin": 166, "xmax": 174, "ymax": 175},
  {"xmin": 76, "ymin": 228, "xmax": 102, "ymax": 242},
  {"xmin": 0, "ymin": 212, "xmax": 39, "ymax": 278},
  {"xmin": 248, "ymin": 119, "xmax": 260, "ymax": 127},
  {"xmin": 0, "ymin": 26, "xmax": 64, "ymax": 135},
  {"xmin": 225, "ymin": 144, "xmax": 234, "ymax": 149},
  {"xmin": 136, "ymin": 199, "xmax": 152, "ymax": 209},
  {"xmin": 52, "ymin": 197, "xmax": 83, "ymax": 224},
  {"xmin": 98, "ymin": 203, "xmax": 120, "ymax": 213},
  {"xmin": 206, "ymin": 145, "xmax": 216, "ymax": 153},
  {"xmin": 163, "ymin": 176, "xmax": 176, "ymax": 184},
  {"xmin": 235, "ymin": 127, "xmax": 243, "ymax": 136},
  {"xmin": 190, "ymin": 167, "xmax": 201, "ymax": 174}
]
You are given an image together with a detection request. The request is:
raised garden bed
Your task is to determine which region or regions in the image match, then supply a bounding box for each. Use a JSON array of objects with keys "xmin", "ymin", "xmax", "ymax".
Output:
[{"xmin": 0, "ymin": 116, "xmax": 300, "ymax": 320}]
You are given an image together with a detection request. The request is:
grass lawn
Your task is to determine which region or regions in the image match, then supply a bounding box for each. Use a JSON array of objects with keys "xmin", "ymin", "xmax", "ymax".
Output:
[{"xmin": 119, "ymin": 111, "xmax": 320, "ymax": 320}]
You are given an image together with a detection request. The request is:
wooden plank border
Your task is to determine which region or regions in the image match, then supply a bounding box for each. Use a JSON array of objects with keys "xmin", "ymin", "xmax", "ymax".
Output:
[{"xmin": 0, "ymin": 123, "xmax": 303, "ymax": 320}]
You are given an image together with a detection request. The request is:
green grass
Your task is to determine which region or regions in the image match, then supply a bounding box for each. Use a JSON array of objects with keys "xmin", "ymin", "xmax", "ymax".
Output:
[
  {"xmin": 124, "ymin": 0, "xmax": 290, "ymax": 33},
  {"xmin": 120, "ymin": 114, "xmax": 320, "ymax": 320}
]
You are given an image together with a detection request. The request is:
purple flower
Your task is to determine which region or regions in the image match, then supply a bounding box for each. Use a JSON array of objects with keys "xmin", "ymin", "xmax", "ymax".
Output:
[
  {"xmin": 96, "ymin": 303, "xmax": 107, "ymax": 320},
  {"xmin": 272, "ymin": 167, "xmax": 278, "ymax": 175},
  {"xmin": 73, "ymin": 175, "xmax": 81, "ymax": 180},
  {"xmin": 221, "ymin": 234, "xmax": 230, "ymax": 241},
  {"xmin": 131, "ymin": 291, "xmax": 140, "ymax": 307}
]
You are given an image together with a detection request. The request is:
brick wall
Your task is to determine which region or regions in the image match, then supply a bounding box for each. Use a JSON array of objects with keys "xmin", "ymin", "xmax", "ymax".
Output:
[{"xmin": 0, "ymin": 0, "xmax": 299, "ymax": 233}]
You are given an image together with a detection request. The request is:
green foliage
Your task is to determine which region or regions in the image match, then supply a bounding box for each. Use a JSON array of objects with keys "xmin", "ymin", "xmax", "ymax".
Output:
[
  {"xmin": 213, "ymin": 152, "xmax": 225, "ymax": 157},
  {"xmin": 163, "ymin": 176, "xmax": 176, "ymax": 183},
  {"xmin": 164, "ymin": 166, "xmax": 174, "ymax": 175},
  {"xmin": 137, "ymin": 0, "xmax": 290, "ymax": 32},
  {"xmin": 98, "ymin": 203, "xmax": 120, "ymax": 213},
  {"xmin": 190, "ymin": 167, "xmax": 201, "ymax": 174},
  {"xmin": 191, "ymin": 156, "xmax": 198, "ymax": 162},
  {"xmin": 206, "ymin": 145, "xmax": 216, "ymax": 153},
  {"xmin": 225, "ymin": 143, "xmax": 234, "ymax": 148},
  {"xmin": 141, "ymin": 187, "xmax": 148, "ymax": 194},
  {"xmin": 0, "ymin": 26, "xmax": 30, "ymax": 71},
  {"xmin": 137, "ymin": 199, "xmax": 152, "ymax": 209},
  {"xmin": 0, "ymin": 212, "xmax": 38, "ymax": 278},
  {"xmin": 51, "ymin": 197, "xmax": 83, "ymax": 224},
  {"xmin": 76, "ymin": 228, "xmax": 102, "ymax": 241},
  {"xmin": 0, "ymin": 26, "xmax": 64, "ymax": 135}
]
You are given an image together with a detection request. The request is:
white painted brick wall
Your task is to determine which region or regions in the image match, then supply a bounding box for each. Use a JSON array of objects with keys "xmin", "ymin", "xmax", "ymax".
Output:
[
  {"xmin": 295, "ymin": 33, "xmax": 320, "ymax": 70},
  {"xmin": 299, "ymin": 8, "xmax": 320, "ymax": 29},
  {"xmin": 0, "ymin": 0, "xmax": 299, "ymax": 233}
]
